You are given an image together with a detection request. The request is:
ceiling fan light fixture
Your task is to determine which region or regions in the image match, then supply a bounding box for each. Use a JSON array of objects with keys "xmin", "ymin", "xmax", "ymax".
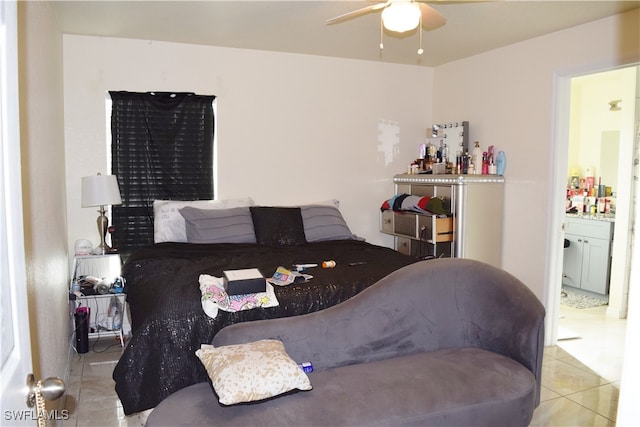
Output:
[{"xmin": 381, "ymin": 2, "xmax": 421, "ymax": 33}]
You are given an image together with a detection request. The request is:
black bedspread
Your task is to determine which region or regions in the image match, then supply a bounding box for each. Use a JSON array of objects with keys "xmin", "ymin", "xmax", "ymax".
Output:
[{"xmin": 113, "ymin": 240, "xmax": 415, "ymax": 414}]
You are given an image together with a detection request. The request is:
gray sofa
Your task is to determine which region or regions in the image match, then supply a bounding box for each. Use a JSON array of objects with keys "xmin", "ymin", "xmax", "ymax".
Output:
[{"xmin": 146, "ymin": 258, "xmax": 545, "ymax": 427}]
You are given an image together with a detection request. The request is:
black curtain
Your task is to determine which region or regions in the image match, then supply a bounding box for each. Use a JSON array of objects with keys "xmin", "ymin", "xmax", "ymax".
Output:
[{"xmin": 110, "ymin": 91, "xmax": 216, "ymax": 255}]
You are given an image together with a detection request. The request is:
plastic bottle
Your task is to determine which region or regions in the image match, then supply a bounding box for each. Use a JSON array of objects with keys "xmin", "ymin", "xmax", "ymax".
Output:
[
  {"xmin": 472, "ymin": 142, "xmax": 482, "ymax": 175},
  {"xmin": 496, "ymin": 151, "xmax": 506, "ymax": 175},
  {"xmin": 482, "ymin": 152, "xmax": 489, "ymax": 175},
  {"xmin": 113, "ymin": 304, "xmax": 121, "ymax": 330},
  {"xmin": 298, "ymin": 362, "xmax": 314, "ymax": 373},
  {"xmin": 489, "ymin": 163, "xmax": 497, "ymax": 175},
  {"xmin": 109, "ymin": 296, "xmax": 122, "ymax": 330},
  {"xmin": 322, "ymin": 260, "xmax": 336, "ymax": 268}
]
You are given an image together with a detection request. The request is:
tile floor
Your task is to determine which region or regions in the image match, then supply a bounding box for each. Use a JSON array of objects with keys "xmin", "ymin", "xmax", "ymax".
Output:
[
  {"xmin": 60, "ymin": 304, "xmax": 626, "ymax": 427},
  {"xmin": 529, "ymin": 304, "xmax": 626, "ymax": 426},
  {"xmin": 61, "ymin": 337, "xmax": 148, "ymax": 427}
]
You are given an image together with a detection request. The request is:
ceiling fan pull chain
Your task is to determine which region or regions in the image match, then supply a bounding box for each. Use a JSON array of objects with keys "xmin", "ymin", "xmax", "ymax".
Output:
[
  {"xmin": 417, "ymin": 11, "xmax": 424, "ymax": 55},
  {"xmin": 379, "ymin": 14, "xmax": 384, "ymax": 51}
]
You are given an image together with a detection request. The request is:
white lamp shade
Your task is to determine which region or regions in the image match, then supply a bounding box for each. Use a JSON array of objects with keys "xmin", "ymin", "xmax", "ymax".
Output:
[
  {"xmin": 382, "ymin": 2, "xmax": 421, "ymax": 33},
  {"xmin": 81, "ymin": 174, "xmax": 122, "ymax": 207}
]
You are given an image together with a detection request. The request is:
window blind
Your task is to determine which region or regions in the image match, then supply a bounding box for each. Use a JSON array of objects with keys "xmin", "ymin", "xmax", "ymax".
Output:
[{"xmin": 109, "ymin": 91, "xmax": 215, "ymax": 255}]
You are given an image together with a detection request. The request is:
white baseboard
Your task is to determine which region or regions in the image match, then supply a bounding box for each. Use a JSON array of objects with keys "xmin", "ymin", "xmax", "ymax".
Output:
[{"xmin": 606, "ymin": 305, "xmax": 627, "ymax": 319}]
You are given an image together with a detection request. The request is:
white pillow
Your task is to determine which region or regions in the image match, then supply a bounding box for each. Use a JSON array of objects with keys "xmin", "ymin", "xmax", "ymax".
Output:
[
  {"xmin": 153, "ymin": 197, "xmax": 255, "ymax": 243},
  {"xmin": 299, "ymin": 199, "xmax": 339, "ymax": 208},
  {"xmin": 196, "ymin": 340, "xmax": 312, "ymax": 405}
]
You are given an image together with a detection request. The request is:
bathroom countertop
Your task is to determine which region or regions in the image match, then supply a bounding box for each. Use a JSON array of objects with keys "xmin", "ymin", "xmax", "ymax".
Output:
[{"xmin": 566, "ymin": 213, "xmax": 615, "ymax": 222}]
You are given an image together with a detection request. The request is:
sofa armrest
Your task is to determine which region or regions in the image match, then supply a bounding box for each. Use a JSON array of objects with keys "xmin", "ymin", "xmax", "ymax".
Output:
[{"xmin": 213, "ymin": 258, "xmax": 545, "ymax": 404}]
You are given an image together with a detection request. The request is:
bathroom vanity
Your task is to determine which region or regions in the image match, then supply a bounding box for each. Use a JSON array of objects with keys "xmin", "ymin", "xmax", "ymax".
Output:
[{"xmin": 562, "ymin": 215, "xmax": 615, "ymax": 295}]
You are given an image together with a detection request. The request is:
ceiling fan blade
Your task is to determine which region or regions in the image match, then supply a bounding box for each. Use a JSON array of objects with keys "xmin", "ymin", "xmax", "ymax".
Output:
[
  {"xmin": 326, "ymin": 2, "xmax": 389, "ymax": 25},
  {"xmin": 418, "ymin": 2, "xmax": 447, "ymax": 30}
]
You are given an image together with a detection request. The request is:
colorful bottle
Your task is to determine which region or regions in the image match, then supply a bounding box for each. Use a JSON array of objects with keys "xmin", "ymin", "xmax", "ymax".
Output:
[{"xmin": 482, "ymin": 152, "xmax": 489, "ymax": 175}]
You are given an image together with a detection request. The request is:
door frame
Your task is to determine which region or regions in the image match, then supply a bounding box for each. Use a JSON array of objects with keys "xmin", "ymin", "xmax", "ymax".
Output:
[
  {"xmin": 547, "ymin": 63, "xmax": 638, "ymax": 345},
  {"xmin": 547, "ymin": 62, "xmax": 640, "ymax": 422}
]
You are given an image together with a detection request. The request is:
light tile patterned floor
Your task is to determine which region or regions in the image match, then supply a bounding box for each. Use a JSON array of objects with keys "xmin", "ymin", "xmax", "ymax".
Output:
[
  {"xmin": 60, "ymin": 304, "xmax": 625, "ymax": 426},
  {"xmin": 530, "ymin": 305, "xmax": 626, "ymax": 426},
  {"xmin": 61, "ymin": 338, "xmax": 148, "ymax": 427}
]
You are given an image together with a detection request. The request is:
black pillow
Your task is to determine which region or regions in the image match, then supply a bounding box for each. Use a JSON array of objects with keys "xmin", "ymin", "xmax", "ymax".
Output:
[{"xmin": 250, "ymin": 207, "xmax": 307, "ymax": 246}]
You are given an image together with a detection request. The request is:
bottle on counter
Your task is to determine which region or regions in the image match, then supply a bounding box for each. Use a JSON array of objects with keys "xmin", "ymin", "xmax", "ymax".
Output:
[
  {"xmin": 472, "ymin": 141, "xmax": 482, "ymax": 175},
  {"xmin": 468, "ymin": 162, "xmax": 475, "ymax": 175},
  {"xmin": 482, "ymin": 152, "xmax": 489, "ymax": 175},
  {"xmin": 462, "ymin": 151, "xmax": 470, "ymax": 174},
  {"xmin": 496, "ymin": 151, "xmax": 506, "ymax": 175},
  {"xmin": 489, "ymin": 161, "xmax": 497, "ymax": 175}
]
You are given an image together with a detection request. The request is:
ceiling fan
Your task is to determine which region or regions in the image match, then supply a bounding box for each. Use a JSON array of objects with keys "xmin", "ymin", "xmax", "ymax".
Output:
[{"xmin": 326, "ymin": 0, "xmax": 451, "ymax": 54}]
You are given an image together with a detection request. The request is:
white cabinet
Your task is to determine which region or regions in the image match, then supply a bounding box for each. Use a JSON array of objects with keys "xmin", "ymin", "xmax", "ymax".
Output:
[{"xmin": 562, "ymin": 217, "xmax": 614, "ymax": 295}]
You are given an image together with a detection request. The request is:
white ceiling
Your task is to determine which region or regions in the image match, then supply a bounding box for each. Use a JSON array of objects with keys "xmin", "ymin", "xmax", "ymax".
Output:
[{"xmin": 50, "ymin": 0, "xmax": 639, "ymax": 67}]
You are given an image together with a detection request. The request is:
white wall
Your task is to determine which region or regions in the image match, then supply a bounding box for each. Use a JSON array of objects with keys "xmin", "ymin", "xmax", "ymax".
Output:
[
  {"xmin": 432, "ymin": 10, "xmax": 639, "ymax": 422},
  {"xmin": 63, "ymin": 35, "xmax": 433, "ymax": 255},
  {"xmin": 568, "ymin": 68, "xmax": 636, "ymax": 193},
  {"xmin": 432, "ymin": 9, "xmax": 640, "ymax": 303},
  {"xmin": 18, "ymin": 1, "xmax": 69, "ymax": 390}
]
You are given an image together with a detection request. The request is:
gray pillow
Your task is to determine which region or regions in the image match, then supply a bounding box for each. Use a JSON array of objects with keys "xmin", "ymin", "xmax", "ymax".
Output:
[
  {"xmin": 179, "ymin": 206, "xmax": 257, "ymax": 244},
  {"xmin": 301, "ymin": 205, "xmax": 356, "ymax": 242}
]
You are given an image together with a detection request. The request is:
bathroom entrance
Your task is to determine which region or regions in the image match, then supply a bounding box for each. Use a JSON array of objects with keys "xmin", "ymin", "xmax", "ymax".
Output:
[{"xmin": 550, "ymin": 63, "xmax": 639, "ymax": 419}]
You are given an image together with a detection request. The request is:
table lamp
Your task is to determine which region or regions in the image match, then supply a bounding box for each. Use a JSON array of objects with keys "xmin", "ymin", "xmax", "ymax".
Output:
[{"xmin": 81, "ymin": 173, "xmax": 122, "ymax": 255}]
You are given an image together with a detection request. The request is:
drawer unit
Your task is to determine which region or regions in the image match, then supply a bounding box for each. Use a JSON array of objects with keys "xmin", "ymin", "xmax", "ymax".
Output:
[
  {"xmin": 395, "ymin": 236, "xmax": 413, "ymax": 256},
  {"xmin": 381, "ymin": 211, "xmax": 453, "ymax": 243},
  {"xmin": 381, "ymin": 174, "xmax": 504, "ymax": 266},
  {"xmin": 380, "ymin": 210, "xmax": 394, "ymax": 234},
  {"xmin": 565, "ymin": 217, "xmax": 613, "ymax": 240},
  {"xmin": 395, "ymin": 236, "xmax": 452, "ymax": 259},
  {"xmin": 395, "ymin": 212, "xmax": 453, "ymax": 242}
]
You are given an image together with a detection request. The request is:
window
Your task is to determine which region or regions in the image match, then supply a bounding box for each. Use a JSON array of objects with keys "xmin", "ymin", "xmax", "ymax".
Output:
[{"xmin": 109, "ymin": 91, "xmax": 216, "ymax": 255}]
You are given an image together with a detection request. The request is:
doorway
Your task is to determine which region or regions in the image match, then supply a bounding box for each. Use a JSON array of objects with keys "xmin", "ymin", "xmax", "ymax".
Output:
[{"xmin": 549, "ymin": 63, "xmax": 638, "ymax": 384}]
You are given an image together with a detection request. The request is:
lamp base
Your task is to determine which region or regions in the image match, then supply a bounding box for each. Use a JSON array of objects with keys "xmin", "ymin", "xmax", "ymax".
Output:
[{"xmin": 95, "ymin": 206, "xmax": 116, "ymax": 255}]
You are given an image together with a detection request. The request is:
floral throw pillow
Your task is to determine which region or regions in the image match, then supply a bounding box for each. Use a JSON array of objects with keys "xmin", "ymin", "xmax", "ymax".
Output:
[{"xmin": 196, "ymin": 340, "xmax": 312, "ymax": 405}]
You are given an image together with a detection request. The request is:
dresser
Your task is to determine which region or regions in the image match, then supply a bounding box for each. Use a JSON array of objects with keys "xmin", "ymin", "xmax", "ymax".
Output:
[{"xmin": 381, "ymin": 174, "xmax": 505, "ymax": 267}]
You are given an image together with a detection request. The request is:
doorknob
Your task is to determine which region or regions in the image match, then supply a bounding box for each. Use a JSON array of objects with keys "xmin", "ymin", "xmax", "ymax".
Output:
[
  {"xmin": 25, "ymin": 374, "xmax": 65, "ymax": 427},
  {"xmin": 26, "ymin": 373, "xmax": 65, "ymax": 407}
]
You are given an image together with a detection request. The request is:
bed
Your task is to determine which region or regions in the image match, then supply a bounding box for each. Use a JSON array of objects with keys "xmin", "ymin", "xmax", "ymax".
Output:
[{"xmin": 112, "ymin": 200, "xmax": 416, "ymax": 414}]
